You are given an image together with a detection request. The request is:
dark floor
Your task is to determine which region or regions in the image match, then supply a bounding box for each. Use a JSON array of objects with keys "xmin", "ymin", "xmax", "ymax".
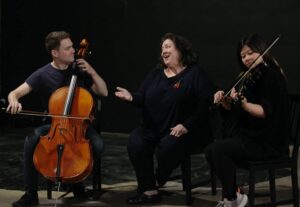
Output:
[{"xmin": 0, "ymin": 125, "xmax": 289, "ymax": 191}]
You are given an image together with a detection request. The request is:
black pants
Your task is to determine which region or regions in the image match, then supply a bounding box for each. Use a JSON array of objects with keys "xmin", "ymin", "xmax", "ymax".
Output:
[
  {"xmin": 127, "ymin": 127, "xmax": 196, "ymax": 193},
  {"xmin": 24, "ymin": 124, "xmax": 104, "ymax": 193},
  {"xmin": 205, "ymin": 137, "xmax": 280, "ymax": 200}
]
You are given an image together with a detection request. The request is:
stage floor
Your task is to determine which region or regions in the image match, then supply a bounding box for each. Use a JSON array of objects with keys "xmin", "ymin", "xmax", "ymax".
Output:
[
  {"xmin": 0, "ymin": 177, "xmax": 298, "ymax": 207},
  {"xmin": 0, "ymin": 125, "xmax": 299, "ymax": 206}
]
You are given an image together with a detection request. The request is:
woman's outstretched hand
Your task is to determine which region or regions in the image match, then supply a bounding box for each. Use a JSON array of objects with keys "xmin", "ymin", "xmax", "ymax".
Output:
[{"xmin": 115, "ymin": 87, "xmax": 133, "ymax": 102}]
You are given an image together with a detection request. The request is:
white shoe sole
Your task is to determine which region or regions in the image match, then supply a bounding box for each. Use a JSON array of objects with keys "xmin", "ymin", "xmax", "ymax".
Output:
[{"xmin": 238, "ymin": 194, "xmax": 248, "ymax": 207}]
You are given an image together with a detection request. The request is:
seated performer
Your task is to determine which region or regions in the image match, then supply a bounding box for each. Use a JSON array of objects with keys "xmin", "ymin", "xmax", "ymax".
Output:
[
  {"xmin": 205, "ymin": 33, "xmax": 289, "ymax": 207},
  {"xmin": 115, "ymin": 32, "xmax": 214, "ymax": 204},
  {"xmin": 7, "ymin": 31, "xmax": 108, "ymax": 207}
]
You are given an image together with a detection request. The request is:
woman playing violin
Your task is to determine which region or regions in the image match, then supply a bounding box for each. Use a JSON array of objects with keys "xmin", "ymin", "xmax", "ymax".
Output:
[
  {"xmin": 205, "ymin": 34, "xmax": 289, "ymax": 207},
  {"xmin": 8, "ymin": 31, "xmax": 108, "ymax": 207}
]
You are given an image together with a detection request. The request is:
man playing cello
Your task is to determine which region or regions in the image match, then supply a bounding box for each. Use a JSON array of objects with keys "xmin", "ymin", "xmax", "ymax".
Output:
[{"xmin": 7, "ymin": 31, "xmax": 108, "ymax": 207}]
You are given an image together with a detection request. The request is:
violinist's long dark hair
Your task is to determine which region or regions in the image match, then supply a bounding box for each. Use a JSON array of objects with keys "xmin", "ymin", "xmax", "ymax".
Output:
[
  {"xmin": 237, "ymin": 34, "xmax": 285, "ymax": 76},
  {"xmin": 159, "ymin": 33, "xmax": 198, "ymax": 68}
]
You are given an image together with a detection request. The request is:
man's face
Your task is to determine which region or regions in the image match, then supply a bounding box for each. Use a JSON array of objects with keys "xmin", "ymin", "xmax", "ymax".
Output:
[{"xmin": 52, "ymin": 38, "xmax": 75, "ymax": 64}]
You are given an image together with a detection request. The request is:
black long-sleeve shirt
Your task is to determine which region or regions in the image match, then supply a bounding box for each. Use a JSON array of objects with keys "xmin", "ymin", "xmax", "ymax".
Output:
[
  {"xmin": 224, "ymin": 62, "xmax": 289, "ymax": 157},
  {"xmin": 131, "ymin": 65, "xmax": 214, "ymax": 139}
]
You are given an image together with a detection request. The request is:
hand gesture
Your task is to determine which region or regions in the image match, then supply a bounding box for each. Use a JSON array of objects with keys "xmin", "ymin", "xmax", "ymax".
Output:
[{"xmin": 115, "ymin": 87, "xmax": 133, "ymax": 102}]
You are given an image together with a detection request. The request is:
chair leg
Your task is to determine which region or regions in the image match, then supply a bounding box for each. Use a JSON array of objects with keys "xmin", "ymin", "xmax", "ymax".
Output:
[
  {"xmin": 268, "ymin": 170, "xmax": 276, "ymax": 204},
  {"xmin": 92, "ymin": 158, "xmax": 102, "ymax": 199},
  {"xmin": 47, "ymin": 180, "xmax": 52, "ymax": 199},
  {"xmin": 248, "ymin": 170, "xmax": 255, "ymax": 207},
  {"xmin": 291, "ymin": 166, "xmax": 299, "ymax": 207},
  {"xmin": 182, "ymin": 155, "xmax": 192, "ymax": 205},
  {"xmin": 210, "ymin": 166, "xmax": 217, "ymax": 195}
]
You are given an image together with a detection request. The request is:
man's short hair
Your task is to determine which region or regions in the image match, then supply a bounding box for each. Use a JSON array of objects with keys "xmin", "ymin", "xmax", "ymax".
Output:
[{"xmin": 45, "ymin": 31, "xmax": 70, "ymax": 54}]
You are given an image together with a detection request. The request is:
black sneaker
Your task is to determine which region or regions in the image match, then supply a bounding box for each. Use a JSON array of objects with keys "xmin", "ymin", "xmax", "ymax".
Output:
[{"xmin": 12, "ymin": 192, "xmax": 39, "ymax": 207}]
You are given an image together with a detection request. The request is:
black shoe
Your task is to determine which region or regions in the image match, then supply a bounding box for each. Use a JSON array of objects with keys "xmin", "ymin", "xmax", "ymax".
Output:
[
  {"xmin": 126, "ymin": 193, "xmax": 161, "ymax": 204},
  {"xmin": 155, "ymin": 173, "xmax": 167, "ymax": 188},
  {"xmin": 12, "ymin": 192, "xmax": 39, "ymax": 207},
  {"xmin": 71, "ymin": 183, "xmax": 89, "ymax": 202}
]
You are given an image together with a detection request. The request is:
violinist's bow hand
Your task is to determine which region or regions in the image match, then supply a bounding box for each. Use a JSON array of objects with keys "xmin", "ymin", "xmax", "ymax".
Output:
[{"xmin": 213, "ymin": 90, "xmax": 225, "ymax": 104}]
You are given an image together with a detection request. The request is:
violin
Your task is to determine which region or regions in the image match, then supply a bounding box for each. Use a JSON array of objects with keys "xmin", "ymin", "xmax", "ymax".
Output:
[
  {"xmin": 237, "ymin": 63, "xmax": 266, "ymax": 94},
  {"xmin": 33, "ymin": 39, "xmax": 94, "ymax": 184},
  {"xmin": 223, "ymin": 34, "xmax": 281, "ymax": 101}
]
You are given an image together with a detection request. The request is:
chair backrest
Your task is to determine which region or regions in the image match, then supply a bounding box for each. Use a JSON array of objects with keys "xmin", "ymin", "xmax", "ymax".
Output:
[{"xmin": 288, "ymin": 94, "xmax": 300, "ymax": 160}]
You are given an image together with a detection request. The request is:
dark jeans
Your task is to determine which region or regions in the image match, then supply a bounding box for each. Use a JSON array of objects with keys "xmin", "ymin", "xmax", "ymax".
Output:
[
  {"xmin": 127, "ymin": 127, "xmax": 190, "ymax": 193},
  {"xmin": 205, "ymin": 137, "xmax": 281, "ymax": 200},
  {"xmin": 24, "ymin": 124, "xmax": 104, "ymax": 193}
]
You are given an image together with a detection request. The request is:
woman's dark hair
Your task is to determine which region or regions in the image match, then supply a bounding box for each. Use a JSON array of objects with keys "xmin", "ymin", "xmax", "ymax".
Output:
[
  {"xmin": 159, "ymin": 33, "xmax": 198, "ymax": 68},
  {"xmin": 237, "ymin": 33, "xmax": 283, "ymax": 74},
  {"xmin": 45, "ymin": 31, "xmax": 71, "ymax": 55}
]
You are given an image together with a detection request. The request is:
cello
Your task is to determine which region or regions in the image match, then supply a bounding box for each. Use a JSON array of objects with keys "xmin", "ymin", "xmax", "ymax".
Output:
[{"xmin": 33, "ymin": 39, "xmax": 94, "ymax": 184}]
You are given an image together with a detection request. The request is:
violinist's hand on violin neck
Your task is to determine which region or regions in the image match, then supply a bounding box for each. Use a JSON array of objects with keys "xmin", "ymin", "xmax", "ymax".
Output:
[{"xmin": 231, "ymin": 93, "xmax": 246, "ymax": 106}]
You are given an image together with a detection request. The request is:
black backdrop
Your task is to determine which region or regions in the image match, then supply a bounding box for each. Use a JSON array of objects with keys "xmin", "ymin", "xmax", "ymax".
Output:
[{"xmin": 1, "ymin": 0, "xmax": 300, "ymax": 132}]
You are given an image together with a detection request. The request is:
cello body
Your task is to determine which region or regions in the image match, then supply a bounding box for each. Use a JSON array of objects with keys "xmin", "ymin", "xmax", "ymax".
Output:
[{"xmin": 33, "ymin": 86, "xmax": 94, "ymax": 183}]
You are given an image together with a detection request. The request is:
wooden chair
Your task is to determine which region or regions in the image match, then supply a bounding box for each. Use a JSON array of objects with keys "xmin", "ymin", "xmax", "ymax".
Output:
[
  {"xmin": 167, "ymin": 150, "xmax": 216, "ymax": 205},
  {"xmin": 245, "ymin": 95, "xmax": 300, "ymax": 207},
  {"xmin": 46, "ymin": 158, "xmax": 102, "ymax": 200},
  {"xmin": 166, "ymin": 112, "xmax": 219, "ymax": 205},
  {"xmin": 210, "ymin": 94, "xmax": 300, "ymax": 207}
]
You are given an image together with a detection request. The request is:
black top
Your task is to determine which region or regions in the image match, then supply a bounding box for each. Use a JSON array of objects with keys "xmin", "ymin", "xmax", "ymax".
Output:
[
  {"xmin": 131, "ymin": 65, "xmax": 214, "ymax": 140},
  {"xmin": 225, "ymin": 62, "xmax": 289, "ymax": 156},
  {"xmin": 26, "ymin": 63, "xmax": 93, "ymax": 111}
]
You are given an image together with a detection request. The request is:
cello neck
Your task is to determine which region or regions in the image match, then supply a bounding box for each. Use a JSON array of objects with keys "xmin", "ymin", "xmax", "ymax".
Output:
[
  {"xmin": 63, "ymin": 74, "xmax": 78, "ymax": 115},
  {"xmin": 63, "ymin": 38, "xmax": 90, "ymax": 115}
]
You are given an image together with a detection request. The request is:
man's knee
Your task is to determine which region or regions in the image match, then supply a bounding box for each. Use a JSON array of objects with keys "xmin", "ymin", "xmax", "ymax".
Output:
[{"xmin": 24, "ymin": 133, "xmax": 40, "ymax": 149}]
